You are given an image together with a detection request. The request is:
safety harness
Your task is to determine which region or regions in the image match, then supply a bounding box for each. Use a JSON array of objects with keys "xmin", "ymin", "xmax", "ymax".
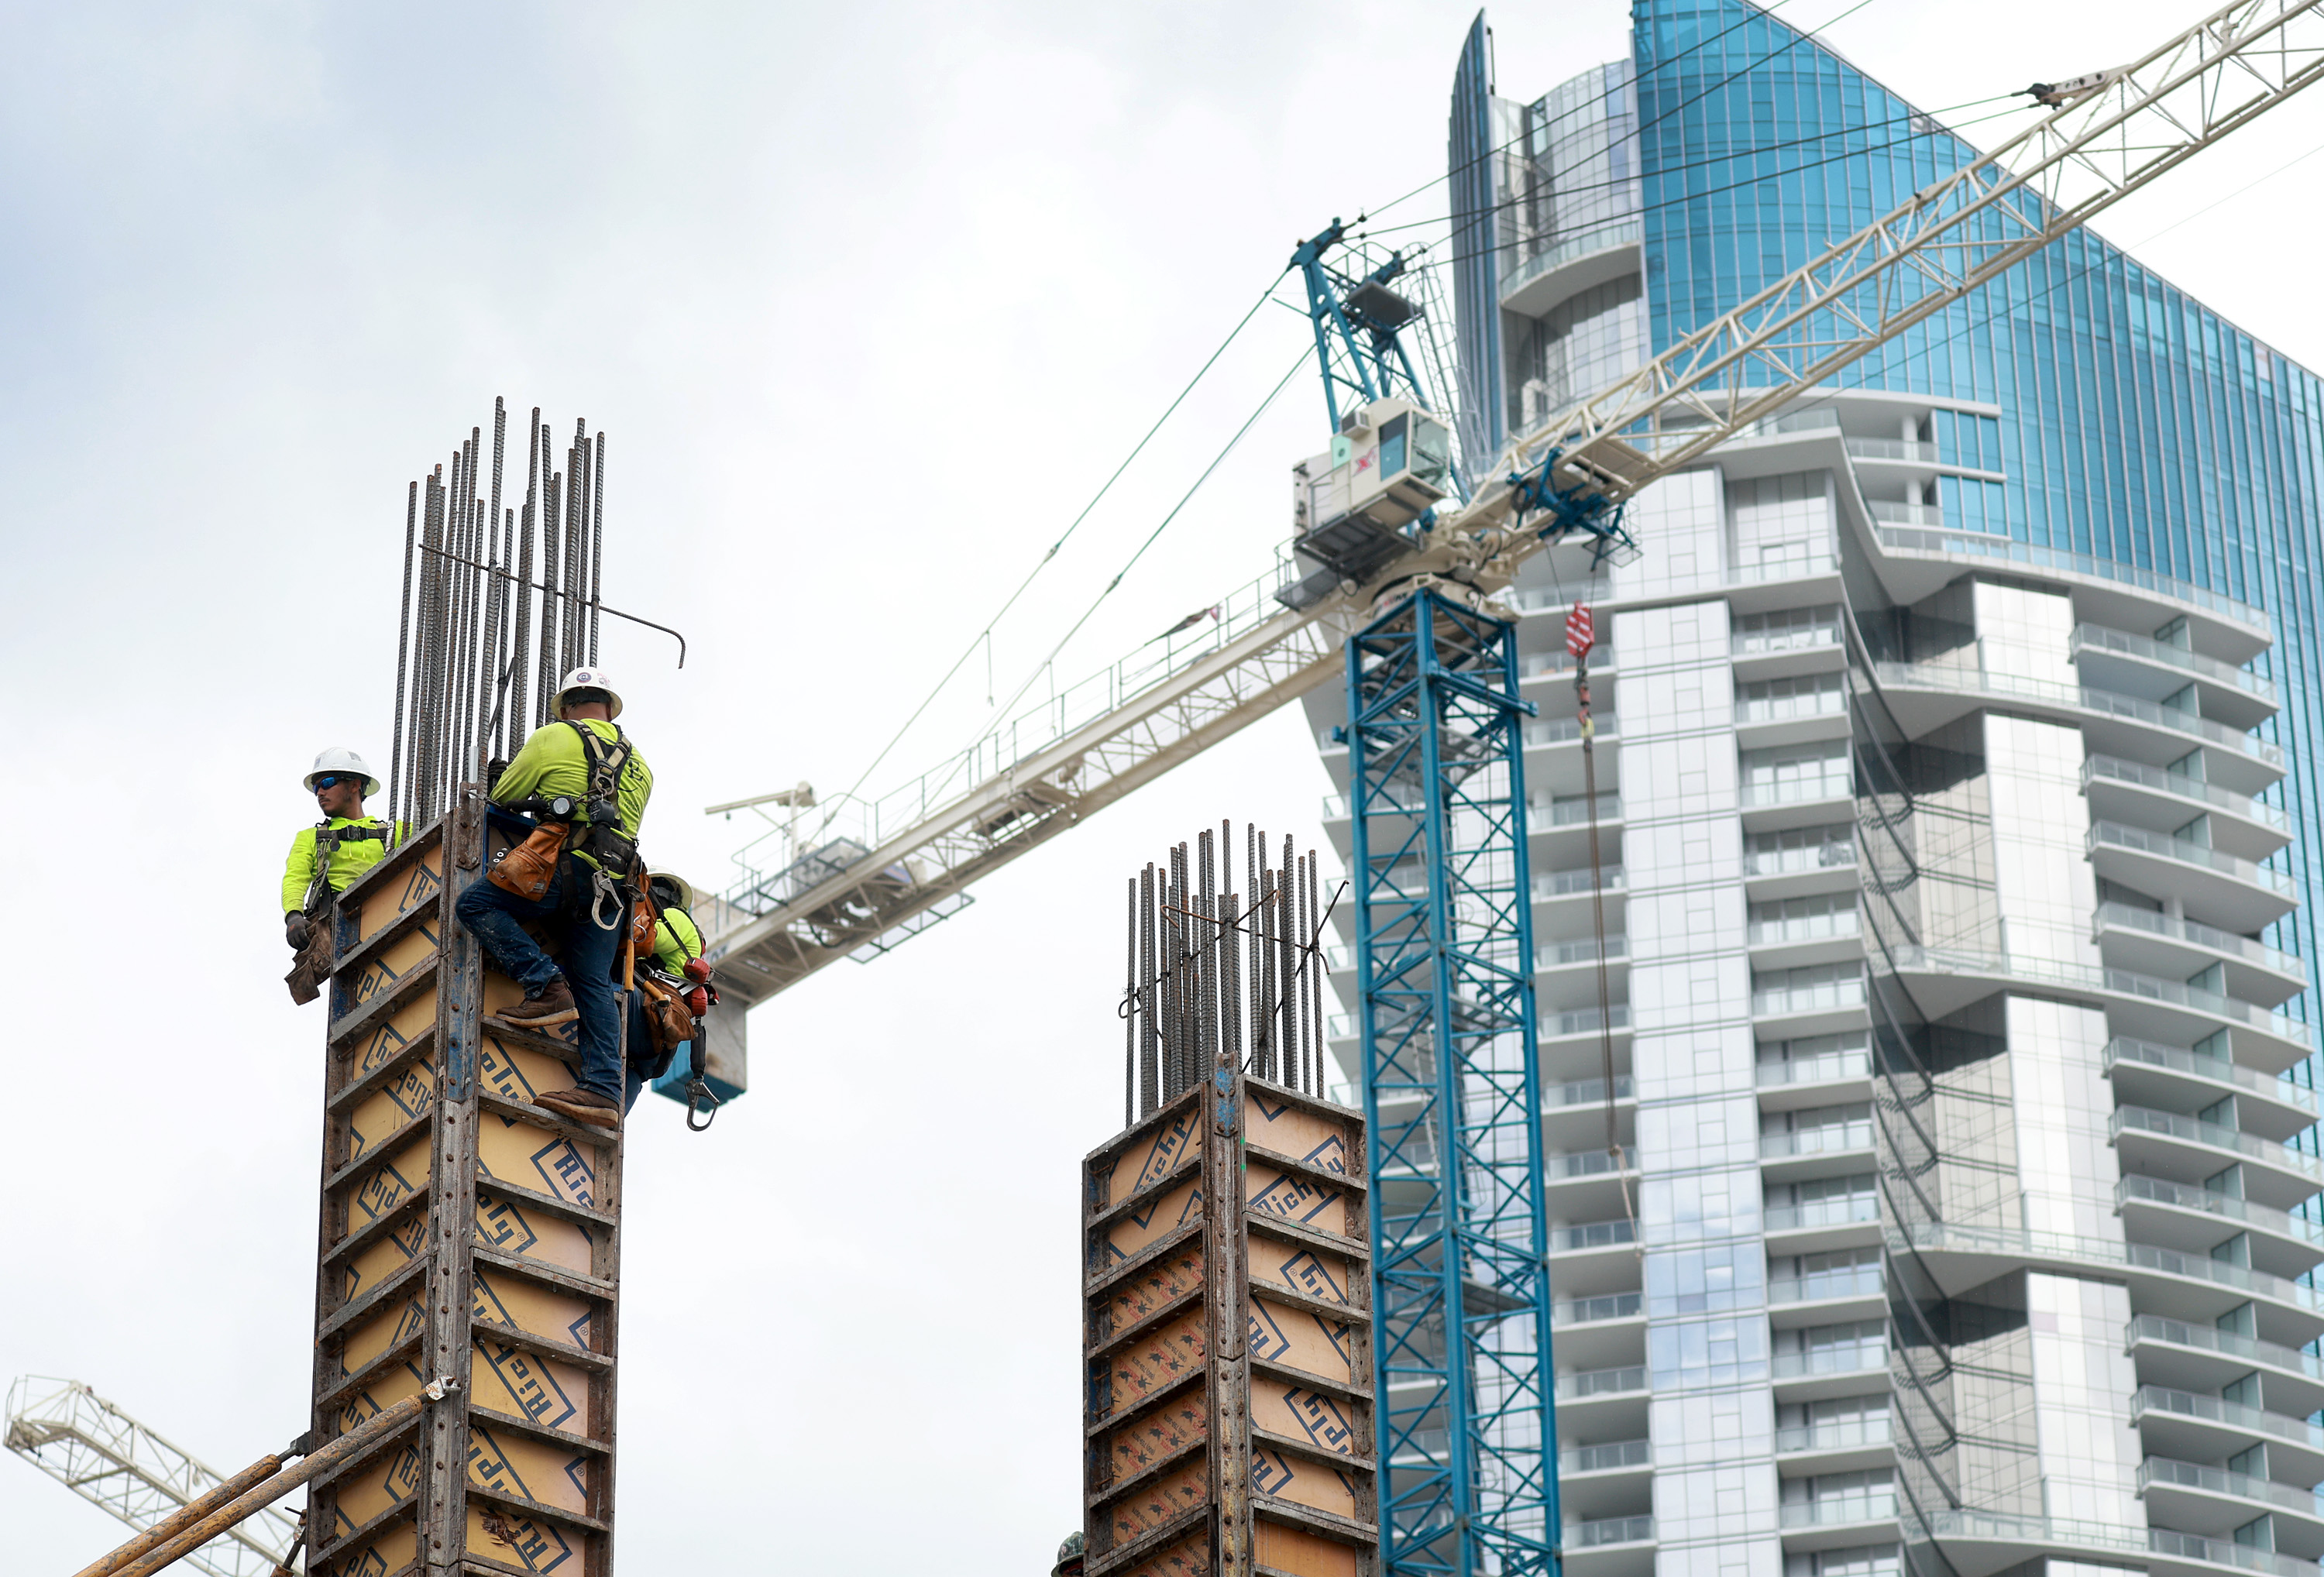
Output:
[
  {"xmin": 302, "ymin": 820, "xmax": 391, "ymax": 915},
  {"xmin": 565, "ymin": 721, "xmax": 641, "ymax": 932}
]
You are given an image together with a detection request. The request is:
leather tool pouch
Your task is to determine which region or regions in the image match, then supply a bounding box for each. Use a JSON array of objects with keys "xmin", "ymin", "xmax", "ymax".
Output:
[
  {"xmin": 487, "ymin": 822, "xmax": 570, "ymax": 901},
  {"xmin": 638, "ymin": 971, "xmax": 699, "ymax": 1056}
]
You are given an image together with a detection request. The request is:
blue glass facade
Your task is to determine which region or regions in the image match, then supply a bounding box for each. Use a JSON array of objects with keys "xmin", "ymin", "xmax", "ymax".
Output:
[{"xmin": 1455, "ymin": 0, "xmax": 2324, "ymax": 1045}]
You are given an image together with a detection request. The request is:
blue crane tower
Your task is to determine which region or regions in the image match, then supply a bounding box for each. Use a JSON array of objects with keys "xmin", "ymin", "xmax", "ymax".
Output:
[{"xmin": 1284, "ymin": 218, "xmax": 1629, "ymax": 1576}]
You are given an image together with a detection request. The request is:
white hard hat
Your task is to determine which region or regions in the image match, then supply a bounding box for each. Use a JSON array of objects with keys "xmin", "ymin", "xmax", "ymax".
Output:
[
  {"xmin": 645, "ymin": 871, "xmax": 696, "ymax": 910},
  {"xmin": 552, "ymin": 666, "xmax": 624, "ymax": 720},
  {"xmin": 304, "ymin": 747, "xmax": 382, "ymax": 797}
]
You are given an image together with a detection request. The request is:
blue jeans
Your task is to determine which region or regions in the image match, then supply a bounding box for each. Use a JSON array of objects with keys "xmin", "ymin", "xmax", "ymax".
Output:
[
  {"xmin": 621, "ymin": 994, "xmax": 690, "ymax": 1113},
  {"xmin": 456, "ymin": 860, "xmax": 624, "ymax": 1102}
]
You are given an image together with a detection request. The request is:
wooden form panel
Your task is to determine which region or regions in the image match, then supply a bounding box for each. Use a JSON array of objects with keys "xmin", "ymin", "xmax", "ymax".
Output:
[
  {"xmin": 1084, "ymin": 1079, "xmax": 1378, "ymax": 1577},
  {"xmin": 305, "ymin": 794, "xmax": 624, "ymax": 1577}
]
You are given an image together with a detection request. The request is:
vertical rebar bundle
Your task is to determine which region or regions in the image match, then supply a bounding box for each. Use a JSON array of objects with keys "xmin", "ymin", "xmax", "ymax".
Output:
[
  {"xmin": 386, "ymin": 399, "xmax": 610, "ymax": 840},
  {"xmin": 1121, "ymin": 821, "xmax": 1337, "ymax": 1122}
]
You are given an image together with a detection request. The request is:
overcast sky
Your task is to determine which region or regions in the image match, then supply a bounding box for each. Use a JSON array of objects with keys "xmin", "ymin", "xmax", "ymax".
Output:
[{"xmin": 5, "ymin": 1, "xmax": 2322, "ymax": 1571}]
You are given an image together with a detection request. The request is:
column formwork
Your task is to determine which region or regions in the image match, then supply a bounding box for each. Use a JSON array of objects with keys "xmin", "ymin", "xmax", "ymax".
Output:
[{"xmin": 306, "ymin": 792, "xmax": 622, "ymax": 1577}]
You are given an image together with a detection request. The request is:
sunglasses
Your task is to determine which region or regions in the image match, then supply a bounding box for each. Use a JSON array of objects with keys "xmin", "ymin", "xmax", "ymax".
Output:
[{"xmin": 313, "ymin": 775, "xmax": 360, "ymax": 791}]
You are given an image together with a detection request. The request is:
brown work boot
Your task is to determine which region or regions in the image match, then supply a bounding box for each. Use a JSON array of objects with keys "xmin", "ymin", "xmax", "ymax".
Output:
[
  {"xmin": 500, "ymin": 981, "xmax": 578, "ymax": 1028},
  {"xmin": 535, "ymin": 1087, "xmax": 622, "ymax": 1130}
]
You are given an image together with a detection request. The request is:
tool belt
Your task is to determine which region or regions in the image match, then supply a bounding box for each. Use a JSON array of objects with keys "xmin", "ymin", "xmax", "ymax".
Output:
[
  {"xmin": 486, "ymin": 821, "xmax": 570, "ymax": 901},
  {"xmin": 637, "ymin": 968, "xmax": 699, "ymax": 1056},
  {"xmin": 576, "ymin": 820, "xmax": 638, "ymax": 874}
]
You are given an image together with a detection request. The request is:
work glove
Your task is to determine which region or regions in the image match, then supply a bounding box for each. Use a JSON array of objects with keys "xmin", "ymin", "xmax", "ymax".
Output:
[{"xmin": 285, "ymin": 913, "xmax": 311, "ymax": 950}]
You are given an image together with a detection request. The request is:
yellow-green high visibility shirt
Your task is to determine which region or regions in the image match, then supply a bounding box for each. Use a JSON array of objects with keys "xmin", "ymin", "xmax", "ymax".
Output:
[
  {"xmin": 280, "ymin": 817, "xmax": 401, "ymax": 915},
  {"xmin": 652, "ymin": 907, "xmax": 703, "ymax": 976},
  {"xmin": 490, "ymin": 719, "xmax": 654, "ymax": 866}
]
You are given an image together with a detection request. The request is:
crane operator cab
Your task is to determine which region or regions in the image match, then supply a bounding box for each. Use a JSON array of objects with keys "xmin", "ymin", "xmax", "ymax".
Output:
[{"xmin": 1277, "ymin": 395, "xmax": 1456, "ymax": 610}]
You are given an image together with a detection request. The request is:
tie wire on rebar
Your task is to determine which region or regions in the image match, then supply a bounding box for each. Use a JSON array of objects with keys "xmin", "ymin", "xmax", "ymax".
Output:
[
  {"xmin": 1119, "ymin": 822, "xmax": 1348, "ymax": 1124},
  {"xmin": 384, "ymin": 400, "xmax": 626, "ymax": 843}
]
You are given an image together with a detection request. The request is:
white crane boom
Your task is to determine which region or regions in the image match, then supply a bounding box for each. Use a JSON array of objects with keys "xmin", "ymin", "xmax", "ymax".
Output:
[
  {"xmin": 5, "ymin": 1376, "xmax": 299, "ymax": 1577},
  {"xmin": 704, "ymin": 0, "xmax": 2324, "ymax": 1007}
]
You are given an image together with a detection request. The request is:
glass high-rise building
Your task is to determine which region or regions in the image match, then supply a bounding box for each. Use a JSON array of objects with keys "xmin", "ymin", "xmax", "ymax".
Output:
[{"xmin": 1311, "ymin": 3, "xmax": 2324, "ymax": 1576}]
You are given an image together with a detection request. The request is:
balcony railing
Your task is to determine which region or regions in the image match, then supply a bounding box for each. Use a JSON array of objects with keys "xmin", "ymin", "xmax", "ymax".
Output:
[
  {"xmin": 1741, "ymin": 771, "xmax": 1854, "ymax": 808},
  {"xmin": 1758, "ymin": 1050, "xmax": 1873, "ymax": 1087},
  {"xmin": 1766, "ymin": 1196, "xmax": 1880, "ymax": 1232},
  {"xmin": 2095, "ymin": 906, "xmax": 2307, "ymax": 985},
  {"xmin": 1761, "ymin": 1123, "xmax": 1875, "ymax": 1159},
  {"xmin": 1557, "ymin": 1365, "xmax": 1647, "ymax": 1400},
  {"xmin": 2089, "ymin": 821, "xmax": 2296, "ymax": 898},
  {"xmin": 1536, "ymin": 792, "xmax": 1623, "ymax": 827},
  {"xmin": 1872, "ymin": 663, "xmax": 2284, "ymax": 768},
  {"xmin": 1737, "ymin": 681, "xmax": 1848, "ymax": 724},
  {"xmin": 2140, "ymin": 1455, "xmax": 2324, "ymax": 1522},
  {"xmin": 1893, "ymin": 1222, "xmax": 2324, "ymax": 1311},
  {"xmin": 1752, "ymin": 977, "xmax": 1868, "ymax": 1016},
  {"xmin": 1912, "ymin": 1508, "xmax": 2151, "ymax": 1555},
  {"xmin": 1749, "ymin": 909, "xmax": 1861, "ymax": 946},
  {"xmin": 2116, "ymin": 1177, "xmax": 2324, "ymax": 1249},
  {"xmin": 1570, "ymin": 1515, "xmax": 1655, "ymax": 1548},
  {"xmin": 1868, "ymin": 500, "xmax": 1944, "ymax": 527},
  {"xmin": 1523, "ymin": 645, "xmax": 1615, "ymax": 679},
  {"xmin": 1872, "ymin": 525, "xmax": 2272, "ymax": 638},
  {"xmin": 1556, "ymin": 1292, "xmax": 1645, "ymax": 1325},
  {"xmin": 2104, "ymin": 1038, "xmax": 2319, "ymax": 1113},
  {"xmin": 2133, "ymin": 1386, "xmax": 2324, "ymax": 1454},
  {"xmin": 1548, "ymin": 1004, "xmax": 1631, "ymax": 1038},
  {"xmin": 1885, "ymin": 945, "xmax": 2310, "ymax": 1049},
  {"xmin": 1559, "ymin": 1220, "xmax": 1639, "ymax": 1252},
  {"xmin": 1769, "ymin": 1264, "xmax": 1884, "ymax": 1304},
  {"xmin": 1847, "ymin": 436, "xmax": 1939, "ymax": 463},
  {"xmin": 1772, "ymin": 1343, "xmax": 1887, "ymax": 1379},
  {"xmin": 1779, "ymin": 1496, "xmax": 1897, "ymax": 1528},
  {"xmin": 2072, "ymin": 624, "xmax": 2278, "ymax": 705},
  {"xmin": 1542, "ymin": 935, "xmax": 1628, "ymax": 968},
  {"xmin": 2084, "ymin": 754, "xmax": 2291, "ymax": 830},
  {"xmin": 1508, "ymin": 579, "xmax": 1614, "ymax": 614},
  {"xmin": 1547, "ymin": 1074, "xmax": 1635, "ymax": 1109},
  {"xmin": 1745, "ymin": 839, "xmax": 1858, "ymax": 877},
  {"xmin": 1538, "ymin": 864, "xmax": 1625, "ymax": 899},
  {"xmin": 2112, "ymin": 1106, "xmax": 2324, "ymax": 1181},
  {"xmin": 1734, "ymin": 616, "xmax": 1842, "ymax": 656},
  {"xmin": 2129, "ymin": 1316, "xmax": 2324, "ymax": 1388},
  {"xmin": 1528, "ymin": 714, "xmax": 1622, "ymax": 747},
  {"xmin": 1549, "ymin": 1146, "xmax": 1637, "ymax": 1179},
  {"xmin": 1776, "ymin": 1418, "xmax": 1893, "ymax": 1452},
  {"xmin": 2148, "ymin": 1527, "xmax": 2319, "ymax": 1577},
  {"xmin": 1563, "ymin": 1438, "xmax": 1652, "ymax": 1473}
]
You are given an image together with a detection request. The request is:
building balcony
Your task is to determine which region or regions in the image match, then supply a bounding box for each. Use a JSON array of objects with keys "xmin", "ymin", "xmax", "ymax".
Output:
[
  {"xmin": 2072, "ymin": 622, "xmax": 2278, "ymax": 726},
  {"xmin": 1564, "ymin": 1510, "xmax": 1657, "ymax": 1577},
  {"xmin": 2132, "ymin": 1386, "xmax": 2324, "ymax": 1486},
  {"xmin": 1554, "ymin": 1218, "xmax": 1642, "ymax": 1259},
  {"xmin": 1765, "ymin": 1195, "xmax": 1882, "ymax": 1256},
  {"xmin": 1868, "ymin": 661, "xmax": 2282, "ymax": 793},
  {"xmin": 1507, "ymin": 579, "xmax": 1615, "ymax": 617},
  {"xmin": 1868, "ymin": 525, "xmax": 2271, "ymax": 658},
  {"xmin": 1867, "ymin": 500, "xmax": 1944, "ymax": 528},
  {"xmin": 1758, "ymin": 1048, "xmax": 1875, "ymax": 1112},
  {"xmin": 2117, "ymin": 1175, "xmax": 2324, "ymax": 1286},
  {"xmin": 1909, "ymin": 1507, "xmax": 2153, "ymax": 1569},
  {"xmin": 1743, "ymin": 833, "xmax": 1859, "ymax": 901},
  {"xmin": 1526, "ymin": 713, "xmax": 1621, "ymax": 750},
  {"xmin": 1554, "ymin": 1363, "xmax": 1649, "ymax": 1437},
  {"xmin": 1846, "ymin": 435, "xmax": 1945, "ymax": 467},
  {"xmin": 2088, "ymin": 821, "xmax": 2297, "ymax": 937},
  {"xmin": 1751, "ymin": 976, "xmax": 1868, "ymax": 1036},
  {"xmin": 2143, "ymin": 1455, "xmax": 2324, "ymax": 1561},
  {"xmin": 1769, "ymin": 1265, "xmax": 1885, "ymax": 1326},
  {"xmin": 1759, "ymin": 1128, "xmax": 1875, "ymax": 1187},
  {"xmin": 1542, "ymin": 1075, "xmax": 1635, "ymax": 1153},
  {"xmin": 2084, "ymin": 754, "xmax": 2292, "ymax": 861},
  {"xmin": 1774, "ymin": 1417, "xmax": 1894, "ymax": 1475},
  {"xmin": 1772, "ymin": 1342, "xmax": 1889, "ymax": 1403},
  {"xmin": 2105, "ymin": 1037, "xmax": 2319, "ymax": 1139},
  {"xmin": 2111, "ymin": 1105, "xmax": 2324, "ymax": 1212},
  {"xmin": 1778, "ymin": 1496, "xmax": 1898, "ymax": 1548},
  {"xmin": 2147, "ymin": 1525, "xmax": 2322, "ymax": 1577},
  {"xmin": 1521, "ymin": 644, "xmax": 1615, "ymax": 682},
  {"xmin": 1562, "ymin": 1438, "xmax": 1652, "ymax": 1477},
  {"xmin": 1559, "ymin": 1437, "xmax": 1653, "ymax": 1520},
  {"xmin": 2094, "ymin": 905, "xmax": 2306, "ymax": 1010},
  {"xmin": 2126, "ymin": 1314, "xmax": 2324, "ymax": 1425},
  {"xmin": 1893, "ymin": 1222, "xmax": 2324, "ymax": 1346}
]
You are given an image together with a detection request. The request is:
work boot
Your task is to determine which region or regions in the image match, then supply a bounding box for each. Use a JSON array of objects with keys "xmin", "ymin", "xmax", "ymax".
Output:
[
  {"xmin": 499, "ymin": 980, "xmax": 578, "ymax": 1029},
  {"xmin": 535, "ymin": 1087, "xmax": 621, "ymax": 1130}
]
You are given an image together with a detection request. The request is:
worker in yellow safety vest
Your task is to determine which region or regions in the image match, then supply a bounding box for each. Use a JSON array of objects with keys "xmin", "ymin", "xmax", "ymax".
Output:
[
  {"xmin": 623, "ymin": 870, "xmax": 708, "ymax": 1111},
  {"xmin": 456, "ymin": 666, "xmax": 654, "ymax": 1130},
  {"xmin": 280, "ymin": 747, "xmax": 399, "ymax": 951}
]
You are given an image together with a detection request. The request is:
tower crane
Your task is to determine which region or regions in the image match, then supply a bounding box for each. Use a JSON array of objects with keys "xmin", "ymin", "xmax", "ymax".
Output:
[{"xmin": 695, "ymin": 5, "xmax": 2324, "ymax": 1573}]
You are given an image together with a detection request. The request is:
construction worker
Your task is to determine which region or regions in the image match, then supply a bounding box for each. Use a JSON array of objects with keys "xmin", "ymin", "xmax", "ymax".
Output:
[
  {"xmin": 455, "ymin": 666, "xmax": 654, "ymax": 1130},
  {"xmin": 623, "ymin": 870, "xmax": 706, "ymax": 1111},
  {"xmin": 280, "ymin": 747, "xmax": 397, "ymax": 950},
  {"xmin": 1051, "ymin": 1532, "xmax": 1085, "ymax": 1577}
]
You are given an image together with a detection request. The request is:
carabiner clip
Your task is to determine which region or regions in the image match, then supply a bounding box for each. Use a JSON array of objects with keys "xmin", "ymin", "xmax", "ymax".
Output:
[
  {"xmin": 684, "ymin": 1077, "xmax": 723, "ymax": 1132},
  {"xmin": 590, "ymin": 867, "xmax": 623, "ymax": 932}
]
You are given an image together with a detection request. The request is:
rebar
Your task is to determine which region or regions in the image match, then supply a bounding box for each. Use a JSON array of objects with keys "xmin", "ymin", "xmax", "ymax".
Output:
[
  {"xmin": 1119, "ymin": 822, "xmax": 1341, "ymax": 1122},
  {"xmin": 589, "ymin": 431, "xmax": 605, "ymax": 663},
  {"xmin": 380, "ymin": 400, "xmax": 620, "ymax": 833}
]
